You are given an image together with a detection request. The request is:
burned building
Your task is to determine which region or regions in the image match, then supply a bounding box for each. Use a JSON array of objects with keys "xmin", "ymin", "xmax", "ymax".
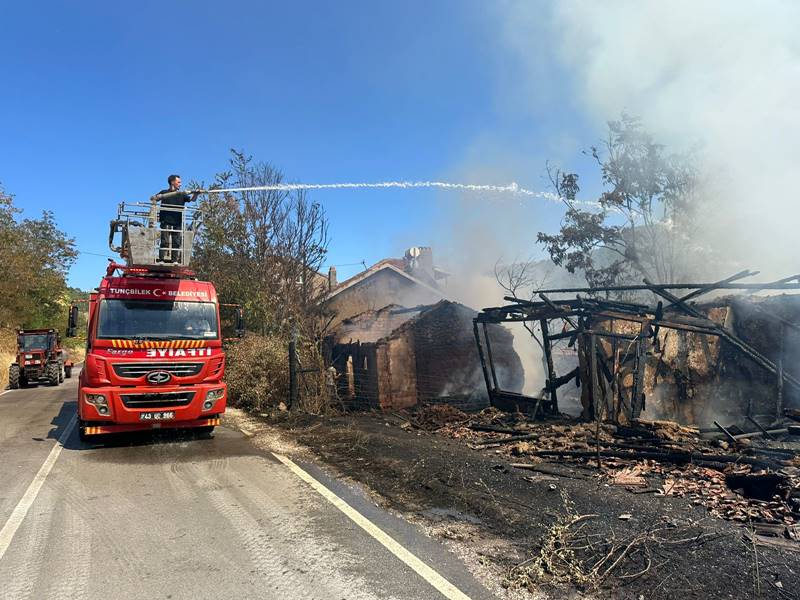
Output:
[
  {"xmin": 328, "ymin": 300, "xmax": 524, "ymax": 411},
  {"xmin": 324, "ymin": 247, "xmax": 450, "ymax": 328},
  {"xmin": 476, "ymin": 273, "xmax": 800, "ymax": 427}
]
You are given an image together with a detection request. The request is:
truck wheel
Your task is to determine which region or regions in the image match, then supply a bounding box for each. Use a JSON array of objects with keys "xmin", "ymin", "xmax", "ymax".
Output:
[
  {"xmin": 46, "ymin": 362, "xmax": 60, "ymax": 386},
  {"xmin": 59, "ymin": 363, "xmax": 64, "ymax": 383},
  {"xmin": 8, "ymin": 365, "xmax": 19, "ymax": 389},
  {"xmin": 65, "ymin": 366, "xmax": 72, "ymax": 379}
]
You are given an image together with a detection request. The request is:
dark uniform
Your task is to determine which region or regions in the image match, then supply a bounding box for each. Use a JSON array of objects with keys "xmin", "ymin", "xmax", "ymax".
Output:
[{"xmin": 155, "ymin": 189, "xmax": 192, "ymax": 262}]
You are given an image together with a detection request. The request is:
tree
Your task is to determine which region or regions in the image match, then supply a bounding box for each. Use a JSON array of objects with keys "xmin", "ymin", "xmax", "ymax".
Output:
[
  {"xmin": 0, "ymin": 185, "xmax": 77, "ymax": 329},
  {"xmin": 193, "ymin": 150, "xmax": 330, "ymax": 337},
  {"xmin": 537, "ymin": 114, "xmax": 701, "ymax": 290}
]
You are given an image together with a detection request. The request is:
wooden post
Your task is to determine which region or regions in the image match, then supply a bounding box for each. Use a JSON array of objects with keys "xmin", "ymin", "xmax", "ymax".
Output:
[
  {"xmin": 610, "ymin": 332, "xmax": 620, "ymax": 422},
  {"xmin": 473, "ymin": 320, "xmax": 494, "ymax": 406},
  {"xmin": 540, "ymin": 319, "xmax": 559, "ymax": 414},
  {"xmin": 482, "ymin": 322, "xmax": 500, "ymax": 391},
  {"xmin": 288, "ymin": 327, "xmax": 298, "ymax": 409},
  {"xmin": 630, "ymin": 320, "xmax": 649, "ymax": 420},
  {"xmin": 590, "ymin": 333, "xmax": 602, "ymax": 470},
  {"xmin": 590, "ymin": 334, "xmax": 599, "ymax": 420},
  {"xmin": 777, "ymin": 323, "xmax": 785, "ymax": 421}
]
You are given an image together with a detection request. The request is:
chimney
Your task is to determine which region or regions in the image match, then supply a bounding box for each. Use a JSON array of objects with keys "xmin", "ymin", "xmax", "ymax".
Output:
[
  {"xmin": 328, "ymin": 266, "xmax": 337, "ymax": 291},
  {"xmin": 404, "ymin": 246, "xmax": 435, "ymax": 283}
]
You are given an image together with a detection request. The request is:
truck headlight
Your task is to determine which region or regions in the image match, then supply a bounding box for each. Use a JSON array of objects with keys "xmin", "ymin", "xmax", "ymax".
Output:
[
  {"xmin": 203, "ymin": 388, "xmax": 225, "ymax": 410},
  {"xmin": 25, "ymin": 354, "xmax": 33, "ymax": 359},
  {"xmin": 86, "ymin": 394, "xmax": 109, "ymax": 415},
  {"xmin": 85, "ymin": 393, "xmax": 107, "ymax": 405}
]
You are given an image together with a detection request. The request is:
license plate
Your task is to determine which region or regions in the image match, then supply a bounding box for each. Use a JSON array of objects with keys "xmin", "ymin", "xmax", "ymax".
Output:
[{"xmin": 139, "ymin": 411, "xmax": 176, "ymax": 421}]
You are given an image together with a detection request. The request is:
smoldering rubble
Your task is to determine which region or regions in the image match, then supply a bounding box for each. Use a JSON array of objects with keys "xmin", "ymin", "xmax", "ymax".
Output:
[{"xmin": 463, "ymin": 272, "xmax": 800, "ymax": 541}]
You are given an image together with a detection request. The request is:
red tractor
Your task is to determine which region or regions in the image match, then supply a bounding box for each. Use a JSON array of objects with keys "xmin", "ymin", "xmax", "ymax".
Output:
[{"xmin": 8, "ymin": 329, "xmax": 73, "ymax": 389}]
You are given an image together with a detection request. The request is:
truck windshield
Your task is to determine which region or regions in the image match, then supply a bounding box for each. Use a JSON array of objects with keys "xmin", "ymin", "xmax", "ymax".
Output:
[
  {"xmin": 20, "ymin": 335, "xmax": 50, "ymax": 350},
  {"xmin": 97, "ymin": 300, "xmax": 219, "ymax": 340}
]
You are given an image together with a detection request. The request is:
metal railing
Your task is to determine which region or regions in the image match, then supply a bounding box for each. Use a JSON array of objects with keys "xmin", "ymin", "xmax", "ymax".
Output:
[{"xmin": 109, "ymin": 198, "xmax": 202, "ymax": 267}]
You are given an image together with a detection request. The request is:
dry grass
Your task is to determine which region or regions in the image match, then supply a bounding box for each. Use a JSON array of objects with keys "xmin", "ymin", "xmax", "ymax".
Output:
[
  {"xmin": 505, "ymin": 492, "xmax": 720, "ymax": 594},
  {"xmin": 63, "ymin": 339, "xmax": 86, "ymax": 366},
  {"xmin": 226, "ymin": 332, "xmax": 330, "ymax": 414},
  {"xmin": 0, "ymin": 329, "xmax": 15, "ymax": 390}
]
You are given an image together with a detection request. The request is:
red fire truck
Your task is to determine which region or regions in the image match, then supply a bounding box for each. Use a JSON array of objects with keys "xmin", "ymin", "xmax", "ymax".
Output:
[{"xmin": 70, "ymin": 199, "xmax": 242, "ymax": 441}]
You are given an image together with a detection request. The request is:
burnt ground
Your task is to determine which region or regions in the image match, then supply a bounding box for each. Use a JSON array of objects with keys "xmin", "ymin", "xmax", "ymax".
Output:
[{"xmin": 225, "ymin": 409, "xmax": 800, "ymax": 600}]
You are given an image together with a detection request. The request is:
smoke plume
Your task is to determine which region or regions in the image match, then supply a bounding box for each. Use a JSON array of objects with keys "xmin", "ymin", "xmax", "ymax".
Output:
[{"xmin": 497, "ymin": 0, "xmax": 800, "ymax": 278}]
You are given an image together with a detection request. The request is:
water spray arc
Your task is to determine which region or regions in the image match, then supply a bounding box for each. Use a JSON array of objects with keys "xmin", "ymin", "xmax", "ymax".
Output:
[
  {"xmin": 195, "ymin": 180, "xmax": 601, "ymax": 208},
  {"xmin": 198, "ymin": 180, "xmax": 558, "ymax": 199}
]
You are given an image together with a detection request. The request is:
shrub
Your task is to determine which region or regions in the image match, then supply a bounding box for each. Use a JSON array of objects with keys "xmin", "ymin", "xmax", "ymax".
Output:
[
  {"xmin": 225, "ymin": 332, "xmax": 329, "ymax": 414},
  {"xmin": 225, "ymin": 333, "xmax": 290, "ymax": 411}
]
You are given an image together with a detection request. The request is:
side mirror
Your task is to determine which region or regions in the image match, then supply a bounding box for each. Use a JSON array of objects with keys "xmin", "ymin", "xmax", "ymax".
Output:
[
  {"xmin": 67, "ymin": 305, "xmax": 79, "ymax": 337},
  {"xmin": 236, "ymin": 307, "xmax": 245, "ymax": 338}
]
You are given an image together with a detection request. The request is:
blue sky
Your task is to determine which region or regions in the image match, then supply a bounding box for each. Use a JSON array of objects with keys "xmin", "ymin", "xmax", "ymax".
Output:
[{"xmin": 1, "ymin": 1, "xmax": 603, "ymax": 290}]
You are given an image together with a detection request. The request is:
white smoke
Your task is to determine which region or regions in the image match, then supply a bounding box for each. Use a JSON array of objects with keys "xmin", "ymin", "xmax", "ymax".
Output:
[{"xmin": 497, "ymin": 0, "xmax": 800, "ymax": 278}]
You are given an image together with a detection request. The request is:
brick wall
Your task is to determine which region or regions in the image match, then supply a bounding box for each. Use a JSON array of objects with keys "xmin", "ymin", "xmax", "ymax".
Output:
[{"xmin": 334, "ymin": 305, "xmax": 420, "ymax": 344}]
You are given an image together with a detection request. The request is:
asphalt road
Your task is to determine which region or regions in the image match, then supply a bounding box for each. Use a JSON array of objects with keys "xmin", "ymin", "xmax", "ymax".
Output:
[{"xmin": 0, "ymin": 373, "xmax": 496, "ymax": 600}]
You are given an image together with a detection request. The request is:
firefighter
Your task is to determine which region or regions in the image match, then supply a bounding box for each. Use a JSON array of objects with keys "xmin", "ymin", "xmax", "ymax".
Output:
[{"xmin": 153, "ymin": 174, "xmax": 199, "ymax": 262}]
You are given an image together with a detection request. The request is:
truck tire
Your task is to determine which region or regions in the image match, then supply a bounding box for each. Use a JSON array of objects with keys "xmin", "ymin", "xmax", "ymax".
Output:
[
  {"xmin": 8, "ymin": 365, "xmax": 20, "ymax": 389},
  {"xmin": 65, "ymin": 365, "xmax": 72, "ymax": 379},
  {"xmin": 46, "ymin": 362, "xmax": 60, "ymax": 386},
  {"xmin": 59, "ymin": 362, "xmax": 64, "ymax": 383}
]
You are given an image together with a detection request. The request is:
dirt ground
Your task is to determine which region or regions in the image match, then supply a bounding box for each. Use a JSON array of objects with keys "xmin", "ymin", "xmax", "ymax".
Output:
[{"xmin": 224, "ymin": 408, "xmax": 800, "ymax": 600}]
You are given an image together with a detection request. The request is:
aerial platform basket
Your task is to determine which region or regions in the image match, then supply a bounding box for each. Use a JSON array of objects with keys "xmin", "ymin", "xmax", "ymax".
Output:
[{"xmin": 109, "ymin": 195, "xmax": 201, "ymax": 268}]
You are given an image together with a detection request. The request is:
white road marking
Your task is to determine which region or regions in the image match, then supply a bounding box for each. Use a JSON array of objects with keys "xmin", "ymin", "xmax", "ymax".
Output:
[
  {"xmin": 0, "ymin": 390, "xmax": 12, "ymax": 397},
  {"xmin": 272, "ymin": 452, "xmax": 473, "ymax": 600},
  {"xmin": 0, "ymin": 415, "xmax": 76, "ymax": 561}
]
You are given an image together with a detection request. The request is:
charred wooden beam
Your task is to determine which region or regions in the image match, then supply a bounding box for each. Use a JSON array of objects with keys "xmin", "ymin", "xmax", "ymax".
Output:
[
  {"xmin": 777, "ymin": 325, "xmax": 785, "ymax": 420},
  {"xmin": 713, "ymin": 420, "xmax": 739, "ymax": 444},
  {"xmin": 630, "ymin": 320, "xmax": 650, "ymax": 419},
  {"xmin": 472, "ymin": 319, "xmax": 494, "ymax": 406},
  {"xmin": 589, "ymin": 333, "xmax": 599, "ymax": 421},
  {"xmin": 540, "ymin": 319, "xmax": 559, "ymax": 414},
  {"xmin": 746, "ymin": 415, "xmax": 774, "ymax": 440},
  {"xmin": 531, "ymin": 448, "xmax": 779, "ymax": 470},
  {"xmin": 474, "ymin": 432, "xmax": 539, "ymax": 446},
  {"xmin": 549, "ymin": 328, "xmax": 582, "ymax": 342},
  {"xmin": 581, "ymin": 328, "xmax": 639, "ymax": 341},
  {"xmin": 468, "ymin": 424, "xmax": 527, "ymax": 435},
  {"xmin": 576, "ymin": 296, "xmax": 652, "ymax": 315},
  {"xmin": 539, "ymin": 293, "xmax": 579, "ymax": 330},
  {"xmin": 665, "ymin": 269, "xmax": 757, "ymax": 309},
  {"xmin": 553, "ymin": 366, "xmax": 580, "ymax": 389},
  {"xmin": 749, "ymin": 273, "xmax": 800, "ymax": 294},
  {"xmin": 482, "ymin": 322, "xmax": 500, "ymax": 391},
  {"xmin": 475, "ymin": 310, "xmax": 584, "ymax": 324},
  {"xmin": 709, "ymin": 422, "xmax": 788, "ymax": 441},
  {"xmin": 534, "ymin": 279, "xmax": 800, "ymax": 295}
]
